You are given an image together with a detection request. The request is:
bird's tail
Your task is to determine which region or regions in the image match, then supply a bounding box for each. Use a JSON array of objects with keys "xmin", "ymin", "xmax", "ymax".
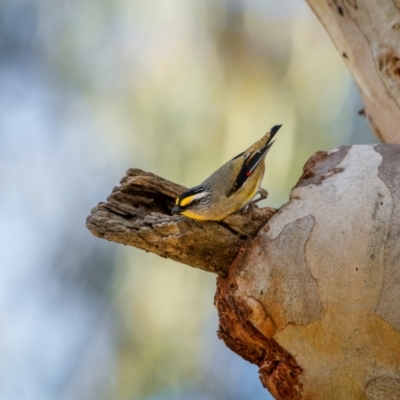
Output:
[{"xmin": 247, "ymin": 124, "xmax": 282, "ymax": 154}]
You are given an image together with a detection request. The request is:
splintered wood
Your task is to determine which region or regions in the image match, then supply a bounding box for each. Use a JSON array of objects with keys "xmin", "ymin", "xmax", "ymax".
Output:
[{"xmin": 86, "ymin": 168, "xmax": 275, "ymax": 276}]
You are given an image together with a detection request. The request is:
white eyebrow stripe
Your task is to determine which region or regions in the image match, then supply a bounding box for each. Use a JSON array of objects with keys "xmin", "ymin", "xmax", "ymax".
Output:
[{"xmin": 191, "ymin": 192, "xmax": 208, "ymax": 201}]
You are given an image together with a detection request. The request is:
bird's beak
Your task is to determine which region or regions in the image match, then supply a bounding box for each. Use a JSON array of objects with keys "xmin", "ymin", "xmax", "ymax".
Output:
[{"xmin": 171, "ymin": 205, "xmax": 181, "ymax": 215}]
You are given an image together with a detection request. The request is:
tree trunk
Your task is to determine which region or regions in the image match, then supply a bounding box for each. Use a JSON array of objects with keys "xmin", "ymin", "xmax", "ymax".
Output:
[
  {"xmin": 216, "ymin": 144, "xmax": 400, "ymax": 399},
  {"xmin": 306, "ymin": 0, "xmax": 400, "ymax": 143}
]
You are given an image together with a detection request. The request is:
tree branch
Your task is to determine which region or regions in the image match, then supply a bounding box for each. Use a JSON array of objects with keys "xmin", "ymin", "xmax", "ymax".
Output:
[{"xmin": 86, "ymin": 168, "xmax": 275, "ymax": 276}]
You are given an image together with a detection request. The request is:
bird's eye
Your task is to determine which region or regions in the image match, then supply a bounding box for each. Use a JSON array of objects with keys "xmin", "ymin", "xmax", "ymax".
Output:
[{"xmin": 191, "ymin": 199, "xmax": 200, "ymax": 206}]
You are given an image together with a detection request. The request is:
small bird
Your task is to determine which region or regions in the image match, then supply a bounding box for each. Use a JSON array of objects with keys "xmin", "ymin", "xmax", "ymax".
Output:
[{"xmin": 171, "ymin": 124, "xmax": 281, "ymax": 221}]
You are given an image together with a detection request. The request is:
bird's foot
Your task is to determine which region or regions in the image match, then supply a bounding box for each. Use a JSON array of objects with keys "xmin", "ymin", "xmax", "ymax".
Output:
[{"xmin": 241, "ymin": 202, "xmax": 257, "ymax": 215}]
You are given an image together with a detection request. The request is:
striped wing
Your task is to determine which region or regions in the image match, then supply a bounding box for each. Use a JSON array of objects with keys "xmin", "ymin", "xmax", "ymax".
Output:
[
  {"xmin": 228, "ymin": 141, "xmax": 274, "ymax": 196},
  {"xmin": 228, "ymin": 124, "xmax": 281, "ymax": 197}
]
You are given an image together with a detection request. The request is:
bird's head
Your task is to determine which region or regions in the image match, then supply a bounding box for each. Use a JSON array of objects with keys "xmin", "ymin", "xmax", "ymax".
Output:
[{"xmin": 171, "ymin": 185, "xmax": 213, "ymax": 220}]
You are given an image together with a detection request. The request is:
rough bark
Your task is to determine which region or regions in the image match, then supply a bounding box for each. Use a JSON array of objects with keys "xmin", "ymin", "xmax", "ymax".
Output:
[
  {"xmin": 306, "ymin": 0, "xmax": 400, "ymax": 143},
  {"xmin": 215, "ymin": 144, "xmax": 400, "ymax": 399},
  {"xmin": 86, "ymin": 168, "xmax": 275, "ymax": 276}
]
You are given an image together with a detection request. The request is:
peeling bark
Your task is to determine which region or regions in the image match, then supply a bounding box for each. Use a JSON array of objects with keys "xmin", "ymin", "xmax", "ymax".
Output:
[{"xmin": 215, "ymin": 144, "xmax": 400, "ymax": 399}]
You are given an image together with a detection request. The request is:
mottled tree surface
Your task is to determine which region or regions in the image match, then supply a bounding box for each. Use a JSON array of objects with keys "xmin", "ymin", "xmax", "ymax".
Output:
[
  {"xmin": 216, "ymin": 144, "xmax": 400, "ymax": 399},
  {"xmin": 87, "ymin": 145, "xmax": 400, "ymax": 399}
]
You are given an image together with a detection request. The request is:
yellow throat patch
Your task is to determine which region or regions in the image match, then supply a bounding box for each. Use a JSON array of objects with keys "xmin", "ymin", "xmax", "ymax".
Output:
[{"xmin": 180, "ymin": 209, "xmax": 209, "ymax": 220}]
